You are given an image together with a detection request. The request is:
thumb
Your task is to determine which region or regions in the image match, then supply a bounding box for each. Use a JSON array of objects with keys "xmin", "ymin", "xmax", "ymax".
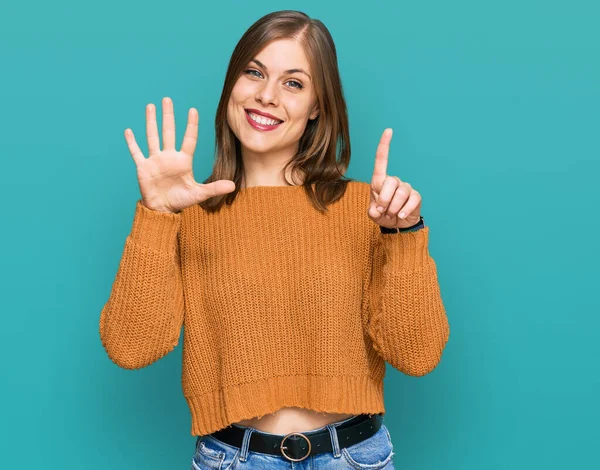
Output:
[{"xmin": 195, "ymin": 180, "xmax": 236, "ymax": 202}]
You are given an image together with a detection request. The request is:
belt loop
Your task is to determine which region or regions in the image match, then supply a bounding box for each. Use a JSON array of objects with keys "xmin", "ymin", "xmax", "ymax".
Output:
[
  {"xmin": 326, "ymin": 423, "xmax": 342, "ymax": 458},
  {"xmin": 239, "ymin": 428, "xmax": 254, "ymax": 462}
]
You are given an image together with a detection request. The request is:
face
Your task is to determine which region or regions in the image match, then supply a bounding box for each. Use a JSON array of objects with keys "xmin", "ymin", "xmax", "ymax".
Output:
[{"xmin": 226, "ymin": 38, "xmax": 319, "ymax": 160}]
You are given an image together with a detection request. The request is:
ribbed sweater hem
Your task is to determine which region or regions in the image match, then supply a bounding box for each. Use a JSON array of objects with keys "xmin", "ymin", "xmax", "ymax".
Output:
[{"xmin": 185, "ymin": 374, "xmax": 386, "ymax": 436}]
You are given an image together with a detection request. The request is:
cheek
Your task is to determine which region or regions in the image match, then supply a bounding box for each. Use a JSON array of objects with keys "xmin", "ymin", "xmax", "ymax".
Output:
[
  {"xmin": 225, "ymin": 98, "xmax": 236, "ymax": 130},
  {"xmin": 228, "ymin": 83, "xmax": 254, "ymax": 120},
  {"xmin": 231, "ymin": 79, "xmax": 254, "ymax": 103},
  {"xmin": 286, "ymin": 98, "xmax": 314, "ymax": 121},
  {"xmin": 226, "ymin": 103, "xmax": 244, "ymax": 143},
  {"xmin": 227, "ymin": 86, "xmax": 245, "ymax": 123}
]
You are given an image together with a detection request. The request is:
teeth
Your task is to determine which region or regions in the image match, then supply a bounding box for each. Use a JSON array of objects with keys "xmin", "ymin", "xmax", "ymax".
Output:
[{"xmin": 248, "ymin": 112, "xmax": 281, "ymax": 126}]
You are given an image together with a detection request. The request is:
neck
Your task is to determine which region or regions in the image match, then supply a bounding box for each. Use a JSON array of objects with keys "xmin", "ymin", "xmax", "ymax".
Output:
[{"xmin": 240, "ymin": 143, "xmax": 303, "ymax": 188}]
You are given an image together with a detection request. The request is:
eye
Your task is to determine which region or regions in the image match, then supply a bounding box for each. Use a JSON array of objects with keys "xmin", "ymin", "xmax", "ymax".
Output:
[
  {"xmin": 244, "ymin": 69, "xmax": 303, "ymax": 90},
  {"xmin": 286, "ymin": 80, "xmax": 303, "ymax": 90},
  {"xmin": 244, "ymin": 69, "xmax": 262, "ymax": 78}
]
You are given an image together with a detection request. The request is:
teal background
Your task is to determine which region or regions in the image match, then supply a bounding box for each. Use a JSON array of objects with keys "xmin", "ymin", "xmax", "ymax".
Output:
[{"xmin": 1, "ymin": 0, "xmax": 598, "ymax": 468}]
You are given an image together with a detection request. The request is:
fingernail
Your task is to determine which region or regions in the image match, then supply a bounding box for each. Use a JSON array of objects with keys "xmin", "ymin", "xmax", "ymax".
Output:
[
  {"xmin": 399, "ymin": 212, "xmax": 406, "ymax": 219},
  {"xmin": 377, "ymin": 206, "xmax": 385, "ymax": 213}
]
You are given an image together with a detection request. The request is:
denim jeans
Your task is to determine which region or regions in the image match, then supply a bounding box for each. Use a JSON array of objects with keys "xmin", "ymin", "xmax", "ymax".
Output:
[{"xmin": 190, "ymin": 414, "xmax": 396, "ymax": 469}]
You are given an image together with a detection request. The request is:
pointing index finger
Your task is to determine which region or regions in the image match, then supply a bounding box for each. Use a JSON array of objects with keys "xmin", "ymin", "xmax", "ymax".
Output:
[{"xmin": 372, "ymin": 128, "xmax": 393, "ymax": 184}]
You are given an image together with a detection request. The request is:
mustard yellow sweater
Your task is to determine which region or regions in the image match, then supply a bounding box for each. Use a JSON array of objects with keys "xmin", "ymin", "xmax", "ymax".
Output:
[{"xmin": 99, "ymin": 180, "xmax": 450, "ymax": 436}]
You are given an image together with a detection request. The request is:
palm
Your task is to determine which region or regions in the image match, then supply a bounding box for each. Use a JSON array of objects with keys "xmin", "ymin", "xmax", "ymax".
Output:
[{"xmin": 136, "ymin": 148, "xmax": 199, "ymax": 212}]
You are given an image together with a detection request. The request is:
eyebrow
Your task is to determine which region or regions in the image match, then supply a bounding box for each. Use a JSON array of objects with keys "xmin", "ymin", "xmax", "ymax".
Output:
[{"xmin": 250, "ymin": 59, "xmax": 312, "ymax": 81}]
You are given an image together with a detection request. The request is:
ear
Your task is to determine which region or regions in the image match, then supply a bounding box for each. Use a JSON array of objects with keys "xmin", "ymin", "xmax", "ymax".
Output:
[{"xmin": 309, "ymin": 108, "xmax": 320, "ymax": 121}]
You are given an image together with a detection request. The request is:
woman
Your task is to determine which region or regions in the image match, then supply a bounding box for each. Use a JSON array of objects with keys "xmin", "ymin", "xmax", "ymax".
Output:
[{"xmin": 99, "ymin": 9, "xmax": 450, "ymax": 469}]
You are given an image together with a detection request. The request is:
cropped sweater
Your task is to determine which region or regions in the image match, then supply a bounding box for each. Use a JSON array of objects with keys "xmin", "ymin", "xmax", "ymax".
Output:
[{"xmin": 98, "ymin": 180, "xmax": 450, "ymax": 436}]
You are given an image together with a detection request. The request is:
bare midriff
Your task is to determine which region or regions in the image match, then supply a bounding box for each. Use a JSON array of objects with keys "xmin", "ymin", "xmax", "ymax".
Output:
[{"xmin": 234, "ymin": 407, "xmax": 356, "ymax": 434}]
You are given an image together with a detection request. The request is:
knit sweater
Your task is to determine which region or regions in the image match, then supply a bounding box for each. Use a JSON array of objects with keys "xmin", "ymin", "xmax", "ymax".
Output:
[{"xmin": 99, "ymin": 180, "xmax": 450, "ymax": 436}]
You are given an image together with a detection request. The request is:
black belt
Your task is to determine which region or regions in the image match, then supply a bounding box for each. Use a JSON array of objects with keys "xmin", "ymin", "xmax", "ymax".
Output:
[{"xmin": 208, "ymin": 413, "xmax": 383, "ymax": 462}]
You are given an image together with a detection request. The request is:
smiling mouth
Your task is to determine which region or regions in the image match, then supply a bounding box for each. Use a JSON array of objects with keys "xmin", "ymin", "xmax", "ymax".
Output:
[{"xmin": 244, "ymin": 110, "xmax": 284, "ymax": 131}]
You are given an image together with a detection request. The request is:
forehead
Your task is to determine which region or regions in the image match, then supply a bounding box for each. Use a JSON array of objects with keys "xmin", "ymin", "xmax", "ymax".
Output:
[{"xmin": 253, "ymin": 39, "xmax": 310, "ymax": 72}]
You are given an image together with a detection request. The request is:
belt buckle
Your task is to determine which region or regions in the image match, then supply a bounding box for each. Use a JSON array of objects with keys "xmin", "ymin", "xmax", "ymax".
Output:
[{"xmin": 280, "ymin": 432, "xmax": 311, "ymax": 462}]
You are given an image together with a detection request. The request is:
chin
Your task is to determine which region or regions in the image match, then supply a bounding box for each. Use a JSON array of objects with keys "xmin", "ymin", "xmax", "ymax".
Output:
[
  {"xmin": 236, "ymin": 126, "xmax": 276, "ymax": 146},
  {"xmin": 240, "ymin": 139, "xmax": 279, "ymax": 155}
]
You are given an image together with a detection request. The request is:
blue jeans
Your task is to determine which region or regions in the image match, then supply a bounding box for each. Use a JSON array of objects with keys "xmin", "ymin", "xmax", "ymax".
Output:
[{"xmin": 191, "ymin": 414, "xmax": 396, "ymax": 469}]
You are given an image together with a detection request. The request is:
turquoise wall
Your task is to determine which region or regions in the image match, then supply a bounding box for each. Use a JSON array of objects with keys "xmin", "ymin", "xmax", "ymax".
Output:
[{"xmin": 1, "ymin": 0, "xmax": 598, "ymax": 468}]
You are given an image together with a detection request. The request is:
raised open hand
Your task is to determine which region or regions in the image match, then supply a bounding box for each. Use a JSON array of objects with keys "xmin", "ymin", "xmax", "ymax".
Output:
[
  {"xmin": 367, "ymin": 128, "xmax": 422, "ymax": 229},
  {"xmin": 124, "ymin": 97, "xmax": 235, "ymax": 213}
]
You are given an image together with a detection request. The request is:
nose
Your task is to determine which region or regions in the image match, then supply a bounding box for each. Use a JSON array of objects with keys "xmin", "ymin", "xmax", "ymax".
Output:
[{"xmin": 255, "ymin": 78, "xmax": 279, "ymax": 107}]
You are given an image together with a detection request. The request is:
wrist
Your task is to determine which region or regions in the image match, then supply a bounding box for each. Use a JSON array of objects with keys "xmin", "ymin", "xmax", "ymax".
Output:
[
  {"xmin": 380, "ymin": 216, "xmax": 425, "ymax": 233},
  {"xmin": 141, "ymin": 199, "xmax": 178, "ymax": 214}
]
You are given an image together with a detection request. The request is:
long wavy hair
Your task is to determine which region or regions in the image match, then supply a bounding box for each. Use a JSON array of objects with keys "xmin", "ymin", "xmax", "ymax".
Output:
[{"xmin": 199, "ymin": 10, "xmax": 355, "ymax": 214}]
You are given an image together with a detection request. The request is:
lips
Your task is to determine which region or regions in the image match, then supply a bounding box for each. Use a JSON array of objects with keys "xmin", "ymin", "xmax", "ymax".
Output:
[
  {"xmin": 245, "ymin": 108, "xmax": 283, "ymax": 121},
  {"xmin": 244, "ymin": 109, "xmax": 283, "ymax": 132}
]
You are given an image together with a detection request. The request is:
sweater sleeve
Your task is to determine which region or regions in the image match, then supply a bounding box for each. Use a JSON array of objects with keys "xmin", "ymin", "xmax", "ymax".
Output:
[
  {"xmin": 99, "ymin": 200, "xmax": 185, "ymax": 369},
  {"xmin": 365, "ymin": 224, "xmax": 450, "ymax": 376}
]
